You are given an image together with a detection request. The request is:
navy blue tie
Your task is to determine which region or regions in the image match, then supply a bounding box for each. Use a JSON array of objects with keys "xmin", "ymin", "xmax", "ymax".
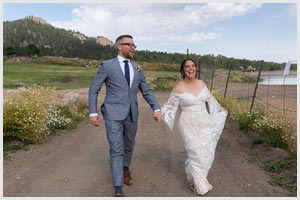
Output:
[{"xmin": 124, "ymin": 60, "xmax": 130, "ymax": 86}]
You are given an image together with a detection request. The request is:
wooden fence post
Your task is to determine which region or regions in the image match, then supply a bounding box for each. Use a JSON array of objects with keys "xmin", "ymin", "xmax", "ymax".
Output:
[
  {"xmin": 210, "ymin": 60, "xmax": 216, "ymax": 90},
  {"xmin": 249, "ymin": 61, "xmax": 263, "ymax": 114},
  {"xmin": 197, "ymin": 59, "xmax": 201, "ymax": 80},
  {"xmin": 224, "ymin": 64, "xmax": 232, "ymax": 98}
]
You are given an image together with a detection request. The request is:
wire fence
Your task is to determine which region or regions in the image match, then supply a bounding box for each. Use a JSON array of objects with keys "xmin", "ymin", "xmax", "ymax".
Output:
[{"xmin": 199, "ymin": 63, "xmax": 297, "ymax": 119}]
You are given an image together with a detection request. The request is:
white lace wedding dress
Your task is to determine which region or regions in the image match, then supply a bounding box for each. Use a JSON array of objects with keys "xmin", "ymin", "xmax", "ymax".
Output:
[{"xmin": 161, "ymin": 86, "xmax": 227, "ymax": 195}]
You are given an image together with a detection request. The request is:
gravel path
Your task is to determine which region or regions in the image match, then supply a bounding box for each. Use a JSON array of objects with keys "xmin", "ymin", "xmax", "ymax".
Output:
[{"xmin": 3, "ymin": 91, "xmax": 291, "ymax": 197}]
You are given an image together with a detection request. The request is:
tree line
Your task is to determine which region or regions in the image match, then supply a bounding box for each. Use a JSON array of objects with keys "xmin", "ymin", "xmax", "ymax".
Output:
[{"xmin": 4, "ymin": 17, "xmax": 296, "ymax": 71}]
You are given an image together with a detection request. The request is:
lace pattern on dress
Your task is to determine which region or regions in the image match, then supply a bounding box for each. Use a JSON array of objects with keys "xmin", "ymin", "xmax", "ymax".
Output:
[
  {"xmin": 161, "ymin": 92, "xmax": 179, "ymax": 130},
  {"xmin": 161, "ymin": 87, "xmax": 228, "ymax": 196},
  {"xmin": 206, "ymin": 90, "xmax": 221, "ymax": 115}
]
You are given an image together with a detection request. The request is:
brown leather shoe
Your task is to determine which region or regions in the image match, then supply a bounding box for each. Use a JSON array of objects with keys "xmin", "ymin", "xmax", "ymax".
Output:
[
  {"xmin": 190, "ymin": 183, "xmax": 197, "ymax": 194},
  {"xmin": 115, "ymin": 193, "xmax": 125, "ymax": 197},
  {"xmin": 124, "ymin": 171, "xmax": 133, "ymax": 186}
]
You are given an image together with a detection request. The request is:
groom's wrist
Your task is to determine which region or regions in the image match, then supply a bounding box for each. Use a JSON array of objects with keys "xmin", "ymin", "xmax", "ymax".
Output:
[{"xmin": 89, "ymin": 113, "xmax": 98, "ymax": 117}]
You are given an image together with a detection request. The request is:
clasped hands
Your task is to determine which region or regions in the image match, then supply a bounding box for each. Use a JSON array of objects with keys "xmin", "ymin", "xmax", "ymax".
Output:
[
  {"xmin": 153, "ymin": 111, "xmax": 162, "ymax": 123},
  {"xmin": 90, "ymin": 116, "xmax": 100, "ymax": 126}
]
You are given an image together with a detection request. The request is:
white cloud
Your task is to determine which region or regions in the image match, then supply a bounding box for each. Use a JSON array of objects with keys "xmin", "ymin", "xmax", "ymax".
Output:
[
  {"xmin": 50, "ymin": 3, "xmax": 262, "ymax": 44},
  {"xmin": 137, "ymin": 32, "xmax": 222, "ymax": 43},
  {"xmin": 181, "ymin": 3, "xmax": 262, "ymax": 27},
  {"xmin": 270, "ymin": 4, "xmax": 297, "ymax": 19}
]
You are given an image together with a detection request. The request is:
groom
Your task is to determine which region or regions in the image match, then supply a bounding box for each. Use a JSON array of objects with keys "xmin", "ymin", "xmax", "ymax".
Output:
[{"xmin": 89, "ymin": 34, "xmax": 161, "ymax": 197}]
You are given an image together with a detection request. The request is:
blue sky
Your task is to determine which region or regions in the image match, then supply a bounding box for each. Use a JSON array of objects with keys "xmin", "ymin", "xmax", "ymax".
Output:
[{"xmin": 3, "ymin": 2, "xmax": 297, "ymax": 63}]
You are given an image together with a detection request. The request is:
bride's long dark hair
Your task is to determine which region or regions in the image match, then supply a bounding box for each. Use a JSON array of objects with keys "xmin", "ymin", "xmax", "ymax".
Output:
[{"xmin": 180, "ymin": 58, "xmax": 197, "ymax": 79}]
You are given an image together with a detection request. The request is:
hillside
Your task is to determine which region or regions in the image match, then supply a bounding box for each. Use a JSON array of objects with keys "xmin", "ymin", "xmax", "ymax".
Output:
[
  {"xmin": 3, "ymin": 16, "xmax": 292, "ymax": 70},
  {"xmin": 3, "ymin": 16, "xmax": 115, "ymax": 59}
]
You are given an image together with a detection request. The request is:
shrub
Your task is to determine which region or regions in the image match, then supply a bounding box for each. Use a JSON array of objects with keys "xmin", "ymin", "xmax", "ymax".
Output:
[
  {"xmin": 230, "ymin": 71, "xmax": 257, "ymax": 83},
  {"xmin": 216, "ymin": 94, "xmax": 249, "ymax": 127},
  {"xmin": 3, "ymin": 86, "xmax": 89, "ymax": 144},
  {"xmin": 57, "ymin": 98, "xmax": 88, "ymax": 129},
  {"xmin": 280, "ymin": 114, "xmax": 297, "ymax": 154},
  {"xmin": 216, "ymin": 94, "xmax": 296, "ymax": 153},
  {"xmin": 75, "ymin": 98, "xmax": 89, "ymax": 115},
  {"xmin": 3, "ymin": 86, "xmax": 51, "ymax": 143},
  {"xmin": 252, "ymin": 112, "xmax": 288, "ymax": 150},
  {"xmin": 151, "ymin": 76, "xmax": 179, "ymax": 91},
  {"xmin": 139, "ymin": 62, "xmax": 179, "ymax": 71},
  {"xmin": 45, "ymin": 104, "xmax": 72, "ymax": 132}
]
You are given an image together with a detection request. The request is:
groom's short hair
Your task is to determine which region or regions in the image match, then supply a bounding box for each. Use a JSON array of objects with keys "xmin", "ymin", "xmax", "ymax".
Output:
[{"xmin": 115, "ymin": 35, "xmax": 133, "ymax": 45}]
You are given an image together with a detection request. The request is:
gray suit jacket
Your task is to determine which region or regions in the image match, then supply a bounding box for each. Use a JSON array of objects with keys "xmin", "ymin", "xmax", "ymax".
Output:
[{"xmin": 89, "ymin": 57, "xmax": 160, "ymax": 122}]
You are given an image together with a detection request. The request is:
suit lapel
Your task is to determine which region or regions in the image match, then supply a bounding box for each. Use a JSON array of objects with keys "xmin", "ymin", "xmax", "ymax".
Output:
[
  {"xmin": 131, "ymin": 62, "xmax": 139, "ymax": 87},
  {"xmin": 113, "ymin": 57, "xmax": 129, "ymax": 87}
]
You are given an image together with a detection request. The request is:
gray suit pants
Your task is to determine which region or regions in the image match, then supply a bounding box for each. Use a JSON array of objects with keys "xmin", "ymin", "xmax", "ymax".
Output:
[{"xmin": 105, "ymin": 113, "xmax": 138, "ymax": 186}]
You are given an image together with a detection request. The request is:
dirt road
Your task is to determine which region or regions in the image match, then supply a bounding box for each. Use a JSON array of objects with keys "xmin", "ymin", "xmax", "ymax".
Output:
[{"xmin": 3, "ymin": 91, "xmax": 291, "ymax": 197}]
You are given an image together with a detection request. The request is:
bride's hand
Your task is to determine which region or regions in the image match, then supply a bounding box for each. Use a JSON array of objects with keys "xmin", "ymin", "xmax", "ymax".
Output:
[
  {"xmin": 220, "ymin": 107, "xmax": 226, "ymax": 112},
  {"xmin": 153, "ymin": 111, "xmax": 162, "ymax": 123}
]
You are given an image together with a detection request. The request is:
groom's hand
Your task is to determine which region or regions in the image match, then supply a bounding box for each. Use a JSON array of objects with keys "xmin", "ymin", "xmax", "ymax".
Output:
[
  {"xmin": 153, "ymin": 111, "xmax": 161, "ymax": 123},
  {"xmin": 90, "ymin": 116, "xmax": 100, "ymax": 126}
]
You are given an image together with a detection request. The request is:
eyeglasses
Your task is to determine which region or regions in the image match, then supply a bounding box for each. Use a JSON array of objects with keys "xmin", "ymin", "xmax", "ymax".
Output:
[{"xmin": 119, "ymin": 43, "xmax": 137, "ymax": 48}]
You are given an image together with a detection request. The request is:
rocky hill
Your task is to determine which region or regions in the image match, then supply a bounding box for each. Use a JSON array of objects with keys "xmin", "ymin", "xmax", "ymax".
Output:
[
  {"xmin": 30, "ymin": 16, "xmax": 49, "ymax": 25},
  {"xmin": 69, "ymin": 31, "xmax": 113, "ymax": 46},
  {"xmin": 3, "ymin": 16, "xmax": 115, "ymax": 59}
]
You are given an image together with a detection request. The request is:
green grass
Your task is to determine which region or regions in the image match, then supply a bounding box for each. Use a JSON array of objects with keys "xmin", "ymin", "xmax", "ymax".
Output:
[
  {"xmin": 261, "ymin": 159, "xmax": 297, "ymax": 196},
  {"xmin": 4, "ymin": 62, "xmax": 98, "ymax": 89},
  {"xmin": 3, "ymin": 140, "xmax": 30, "ymax": 158},
  {"xmin": 3, "ymin": 62, "xmax": 181, "ymax": 90},
  {"xmin": 230, "ymin": 71, "xmax": 258, "ymax": 83},
  {"xmin": 144, "ymin": 71, "xmax": 181, "ymax": 91},
  {"xmin": 269, "ymin": 176, "xmax": 297, "ymax": 196},
  {"xmin": 262, "ymin": 159, "xmax": 293, "ymax": 173},
  {"xmin": 144, "ymin": 70, "xmax": 179, "ymax": 77}
]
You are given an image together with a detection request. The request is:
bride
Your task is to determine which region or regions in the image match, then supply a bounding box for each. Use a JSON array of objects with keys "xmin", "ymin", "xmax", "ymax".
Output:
[{"xmin": 160, "ymin": 58, "xmax": 228, "ymax": 195}]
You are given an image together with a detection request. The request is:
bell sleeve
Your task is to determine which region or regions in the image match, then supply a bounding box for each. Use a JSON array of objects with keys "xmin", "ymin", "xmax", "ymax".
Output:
[
  {"xmin": 161, "ymin": 92, "xmax": 179, "ymax": 130},
  {"xmin": 206, "ymin": 89, "xmax": 228, "ymax": 142},
  {"xmin": 206, "ymin": 90, "xmax": 224, "ymax": 115}
]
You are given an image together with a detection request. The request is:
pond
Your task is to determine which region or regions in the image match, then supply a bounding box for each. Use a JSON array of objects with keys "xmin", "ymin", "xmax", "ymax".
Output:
[{"xmin": 259, "ymin": 75, "xmax": 297, "ymax": 85}]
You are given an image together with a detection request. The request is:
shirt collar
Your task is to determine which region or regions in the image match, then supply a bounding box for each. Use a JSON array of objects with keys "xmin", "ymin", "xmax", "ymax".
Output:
[{"xmin": 117, "ymin": 55, "xmax": 130, "ymax": 63}]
